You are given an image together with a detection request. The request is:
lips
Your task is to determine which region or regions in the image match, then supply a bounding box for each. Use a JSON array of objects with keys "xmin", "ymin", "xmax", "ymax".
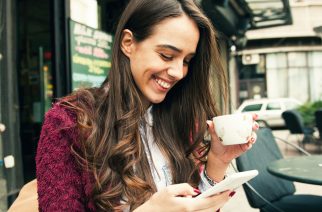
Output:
[{"xmin": 154, "ymin": 77, "xmax": 171, "ymax": 89}]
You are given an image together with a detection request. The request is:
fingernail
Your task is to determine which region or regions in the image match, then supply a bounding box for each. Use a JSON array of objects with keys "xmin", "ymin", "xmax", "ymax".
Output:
[
  {"xmin": 247, "ymin": 143, "xmax": 253, "ymax": 149},
  {"xmin": 229, "ymin": 191, "xmax": 236, "ymax": 197},
  {"xmin": 255, "ymin": 123, "xmax": 259, "ymax": 129},
  {"xmin": 251, "ymin": 137, "xmax": 255, "ymax": 142},
  {"xmin": 193, "ymin": 188, "xmax": 201, "ymax": 194}
]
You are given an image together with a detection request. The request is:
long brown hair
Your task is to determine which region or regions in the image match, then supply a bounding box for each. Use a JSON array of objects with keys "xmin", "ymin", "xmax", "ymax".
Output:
[{"xmin": 61, "ymin": 0, "xmax": 227, "ymax": 210}]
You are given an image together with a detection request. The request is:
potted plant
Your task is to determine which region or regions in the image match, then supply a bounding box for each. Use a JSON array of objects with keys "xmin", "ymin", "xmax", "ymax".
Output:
[{"xmin": 297, "ymin": 100, "xmax": 322, "ymax": 127}]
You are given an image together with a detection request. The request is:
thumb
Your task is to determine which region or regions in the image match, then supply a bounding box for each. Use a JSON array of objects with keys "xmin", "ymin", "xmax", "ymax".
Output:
[{"xmin": 206, "ymin": 120, "xmax": 219, "ymax": 139}]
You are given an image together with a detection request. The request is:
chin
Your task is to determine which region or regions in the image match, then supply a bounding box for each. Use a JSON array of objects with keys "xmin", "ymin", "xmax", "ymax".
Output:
[{"xmin": 149, "ymin": 95, "xmax": 166, "ymax": 104}]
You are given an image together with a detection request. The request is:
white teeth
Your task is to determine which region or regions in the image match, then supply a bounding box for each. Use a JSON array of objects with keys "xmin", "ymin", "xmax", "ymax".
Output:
[{"xmin": 155, "ymin": 78, "xmax": 171, "ymax": 89}]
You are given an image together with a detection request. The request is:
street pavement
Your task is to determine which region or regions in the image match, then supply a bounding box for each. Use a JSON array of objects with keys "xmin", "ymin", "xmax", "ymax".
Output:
[{"xmin": 222, "ymin": 129, "xmax": 322, "ymax": 212}]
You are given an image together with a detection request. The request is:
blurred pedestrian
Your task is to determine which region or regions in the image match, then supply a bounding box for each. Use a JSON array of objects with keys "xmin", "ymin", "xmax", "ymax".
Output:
[{"xmin": 36, "ymin": 0, "xmax": 257, "ymax": 211}]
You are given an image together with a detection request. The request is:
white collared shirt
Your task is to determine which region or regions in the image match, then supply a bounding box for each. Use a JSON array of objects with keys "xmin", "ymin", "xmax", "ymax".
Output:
[{"xmin": 139, "ymin": 106, "xmax": 213, "ymax": 192}]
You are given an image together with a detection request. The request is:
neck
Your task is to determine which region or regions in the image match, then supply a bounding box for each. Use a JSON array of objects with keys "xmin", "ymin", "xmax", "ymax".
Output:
[{"xmin": 139, "ymin": 94, "xmax": 151, "ymax": 111}]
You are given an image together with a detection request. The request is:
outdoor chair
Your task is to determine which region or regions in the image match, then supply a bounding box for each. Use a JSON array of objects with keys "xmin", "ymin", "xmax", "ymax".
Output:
[
  {"xmin": 281, "ymin": 110, "xmax": 315, "ymax": 150},
  {"xmin": 315, "ymin": 109, "xmax": 322, "ymax": 138},
  {"xmin": 314, "ymin": 108, "xmax": 322, "ymax": 152},
  {"xmin": 235, "ymin": 127, "xmax": 322, "ymax": 212}
]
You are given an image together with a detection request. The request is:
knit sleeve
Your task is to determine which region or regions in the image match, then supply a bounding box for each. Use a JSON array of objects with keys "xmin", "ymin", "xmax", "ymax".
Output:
[{"xmin": 36, "ymin": 104, "xmax": 87, "ymax": 211}]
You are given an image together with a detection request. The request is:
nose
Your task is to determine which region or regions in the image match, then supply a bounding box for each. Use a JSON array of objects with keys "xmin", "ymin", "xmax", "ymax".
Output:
[{"xmin": 167, "ymin": 60, "xmax": 185, "ymax": 80}]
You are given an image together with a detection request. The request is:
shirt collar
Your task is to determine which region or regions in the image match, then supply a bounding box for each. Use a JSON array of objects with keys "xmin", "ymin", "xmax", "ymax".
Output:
[{"xmin": 144, "ymin": 106, "xmax": 153, "ymax": 127}]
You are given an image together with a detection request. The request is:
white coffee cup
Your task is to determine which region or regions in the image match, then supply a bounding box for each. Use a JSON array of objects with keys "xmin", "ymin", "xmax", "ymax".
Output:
[{"xmin": 212, "ymin": 114, "xmax": 253, "ymax": 145}]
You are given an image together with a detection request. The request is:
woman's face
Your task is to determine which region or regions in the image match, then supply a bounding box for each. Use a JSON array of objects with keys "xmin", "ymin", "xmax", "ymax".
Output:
[{"xmin": 121, "ymin": 14, "xmax": 200, "ymax": 106}]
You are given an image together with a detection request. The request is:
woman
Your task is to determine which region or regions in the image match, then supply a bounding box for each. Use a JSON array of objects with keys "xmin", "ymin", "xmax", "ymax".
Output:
[{"xmin": 36, "ymin": 0, "xmax": 257, "ymax": 211}]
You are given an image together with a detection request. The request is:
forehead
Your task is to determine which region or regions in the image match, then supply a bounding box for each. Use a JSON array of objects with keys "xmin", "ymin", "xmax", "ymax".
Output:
[{"xmin": 144, "ymin": 15, "xmax": 200, "ymax": 54}]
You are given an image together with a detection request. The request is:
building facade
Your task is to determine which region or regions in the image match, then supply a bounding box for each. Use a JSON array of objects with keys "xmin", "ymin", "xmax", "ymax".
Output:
[{"xmin": 235, "ymin": 0, "xmax": 322, "ymax": 107}]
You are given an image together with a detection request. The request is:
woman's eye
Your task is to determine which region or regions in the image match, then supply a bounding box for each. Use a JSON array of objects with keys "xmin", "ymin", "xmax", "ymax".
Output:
[
  {"xmin": 183, "ymin": 59, "xmax": 190, "ymax": 66},
  {"xmin": 160, "ymin": 53, "xmax": 173, "ymax": 61}
]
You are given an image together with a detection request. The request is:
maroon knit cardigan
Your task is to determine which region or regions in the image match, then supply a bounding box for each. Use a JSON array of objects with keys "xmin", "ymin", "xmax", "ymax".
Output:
[{"xmin": 36, "ymin": 103, "xmax": 96, "ymax": 211}]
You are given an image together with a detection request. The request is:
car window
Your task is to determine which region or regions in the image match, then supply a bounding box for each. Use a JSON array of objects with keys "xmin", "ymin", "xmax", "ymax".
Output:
[
  {"xmin": 242, "ymin": 104, "xmax": 263, "ymax": 112},
  {"xmin": 266, "ymin": 102, "xmax": 281, "ymax": 110},
  {"xmin": 284, "ymin": 101, "xmax": 300, "ymax": 110}
]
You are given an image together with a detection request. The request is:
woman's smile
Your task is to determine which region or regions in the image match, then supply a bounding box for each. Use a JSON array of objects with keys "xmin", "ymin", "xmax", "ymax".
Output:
[{"xmin": 154, "ymin": 76, "xmax": 172, "ymax": 90}]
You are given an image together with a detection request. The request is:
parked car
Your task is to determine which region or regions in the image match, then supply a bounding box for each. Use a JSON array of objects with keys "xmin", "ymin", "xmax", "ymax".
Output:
[{"xmin": 235, "ymin": 98, "xmax": 301, "ymax": 128}]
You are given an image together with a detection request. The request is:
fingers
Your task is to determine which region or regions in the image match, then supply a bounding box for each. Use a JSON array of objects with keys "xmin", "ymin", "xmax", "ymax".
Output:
[
  {"xmin": 251, "ymin": 131, "xmax": 257, "ymax": 144},
  {"xmin": 247, "ymin": 131, "xmax": 257, "ymax": 144},
  {"xmin": 164, "ymin": 183, "xmax": 199, "ymax": 197},
  {"xmin": 239, "ymin": 142, "xmax": 252, "ymax": 152},
  {"xmin": 206, "ymin": 120, "xmax": 221, "ymax": 142},
  {"xmin": 206, "ymin": 120, "xmax": 215, "ymax": 134},
  {"xmin": 252, "ymin": 121, "xmax": 259, "ymax": 130},
  {"xmin": 207, "ymin": 190, "xmax": 232, "ymax": 208},
  {"xmin": 192, "ymin": 190, "xmax": 233, "ymax": 211},
  {"xmin": 242, "ymin": 131, "xmax": 257, "ymax": 151},
  {"xmin": 252, "ymin": 112, "xmax": 259, "ymax": 130},
  {"xmin": 148, "ymin": 185, "xmax": 234, "ymax": 212}
]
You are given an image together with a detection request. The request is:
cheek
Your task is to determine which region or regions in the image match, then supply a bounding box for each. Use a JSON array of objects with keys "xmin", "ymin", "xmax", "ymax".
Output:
[
  {"xmin": 130, "ymin": 53, "xmax": 152, "ymax": 74},
  {"xmin": 183, "ymin": 67, "xmax": 189, "ymax": 78},
  {"xmin": 130, "ymin": 56, "xmax": 144, "ymax": 76}
]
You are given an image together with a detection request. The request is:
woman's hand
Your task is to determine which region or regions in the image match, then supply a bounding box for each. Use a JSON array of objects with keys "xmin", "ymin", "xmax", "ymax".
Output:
[
  {"xmin": 135, "ymin": 183, "xmax": 234, "ymax": 212},
  {"xmin": 207, "ymin": 114, "xmax": 259, "ymax": 165}
]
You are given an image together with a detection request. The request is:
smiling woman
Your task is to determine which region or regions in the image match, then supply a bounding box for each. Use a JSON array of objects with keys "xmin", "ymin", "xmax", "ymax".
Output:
[{"xmin": 35, "ymin": 0, "xmax": 258, "ymax": 211}]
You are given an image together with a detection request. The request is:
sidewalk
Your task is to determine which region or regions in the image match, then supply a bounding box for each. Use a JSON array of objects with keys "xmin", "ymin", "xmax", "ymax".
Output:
[{"xmin": 222, "ymin": 129, "xmax": 322, "ymax": 212}]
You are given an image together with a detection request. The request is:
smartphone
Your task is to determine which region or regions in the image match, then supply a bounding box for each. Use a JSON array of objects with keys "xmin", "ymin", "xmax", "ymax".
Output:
[{"xmin": 196, "ymin": 170, "xmax": 259, "ymax": 198}]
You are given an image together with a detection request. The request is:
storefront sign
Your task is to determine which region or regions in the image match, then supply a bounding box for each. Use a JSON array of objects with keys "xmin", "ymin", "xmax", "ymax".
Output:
[{"xmin": 69, "ymin": 19, "xmax": 113, "ymax": 90}]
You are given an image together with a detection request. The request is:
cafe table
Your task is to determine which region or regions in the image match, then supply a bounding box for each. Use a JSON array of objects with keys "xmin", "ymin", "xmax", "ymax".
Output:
[{"xmin": 267, "ymin": 155, "xmax": 322, "ymax": 185}]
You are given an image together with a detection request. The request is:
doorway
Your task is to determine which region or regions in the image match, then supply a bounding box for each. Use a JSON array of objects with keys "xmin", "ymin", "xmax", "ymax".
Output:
[
  {"xmin": 17, "ymin": 0, "xmax": 53, "ymax": 182},
  {"xmin": 239, "ymin": 79, "xmax": 267, "ymax": 105}
]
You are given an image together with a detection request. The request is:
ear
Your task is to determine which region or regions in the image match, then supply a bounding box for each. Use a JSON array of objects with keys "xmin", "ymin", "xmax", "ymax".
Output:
[{"xmin": 120, "ymin": 29, "xmax": 135, "ymax": 57}]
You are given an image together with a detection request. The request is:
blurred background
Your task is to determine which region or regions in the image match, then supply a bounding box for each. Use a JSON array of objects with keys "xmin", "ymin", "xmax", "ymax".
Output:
[{"xmin": 0, "ymin": 0, "xmax": 321, "ymax": 211}]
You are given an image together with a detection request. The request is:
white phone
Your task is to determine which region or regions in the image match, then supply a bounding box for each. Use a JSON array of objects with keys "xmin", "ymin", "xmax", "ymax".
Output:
[{"xmin": 196, "ymin": 170, "xmax": 259, "ymax": 198}]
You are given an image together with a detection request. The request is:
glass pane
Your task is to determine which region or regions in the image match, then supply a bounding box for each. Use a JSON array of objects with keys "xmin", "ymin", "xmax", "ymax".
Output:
[
  {"xmin": 289, "ymin": 68, "xmax": 308, "ymax": 102},
  {"xmin": 288, "ymin": 52, "xmax": 307, "ymax": 67},
  {"xmin": 266, "ymin": 102, "xmax": 281, "ymax": 110},
  {"xmin": 267, "ymin": 68, "xmax": 287, "ymax": 98},
  {"xmin": 308, "ymin": 51, "xmax": 322, "ymax": 67},
  {"xmin": 247, "ymin": 1, "xmax": 283, "ymax": 10},
  {"xmin": 266, "ymin": 53, "xmax": 287, "ymax": 69},
  {"xmin": 242, "ymin": 104, "xmax": 263, "ymax": 112},
  {"xmin": 17, "ymin": 0, "xmax": 52, "ymax": 182},
  {"xmin": 310, "ymin": 68, "xmax": 322, "ymax": 101}
]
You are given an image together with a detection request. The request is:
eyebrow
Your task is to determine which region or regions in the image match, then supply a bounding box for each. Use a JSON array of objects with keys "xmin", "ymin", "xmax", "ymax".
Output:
[{"xmin": 157, "ymin": 44, "xmax": 195, "ymax": 56}]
